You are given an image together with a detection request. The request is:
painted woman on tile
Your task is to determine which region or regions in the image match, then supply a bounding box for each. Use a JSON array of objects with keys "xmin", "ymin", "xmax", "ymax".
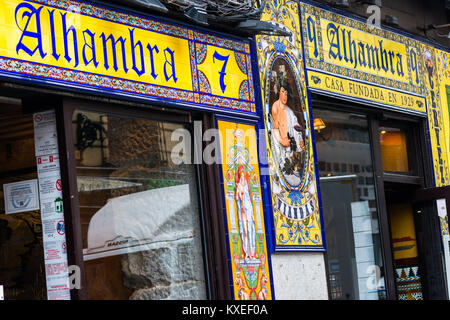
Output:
[{"xmin": 235, "ymin": 165, "xmax": 256, "ymax": 261}]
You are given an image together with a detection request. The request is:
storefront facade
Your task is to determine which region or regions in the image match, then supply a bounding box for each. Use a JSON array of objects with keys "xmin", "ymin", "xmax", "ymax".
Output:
[
  {"xmin": 0, "ymin": 0, "xmax": 449, "ymax": 300},
  {"xmin": 255, "ymin": 0, "xmax": 450, "ymax": 300},
  {"xmin": 0, "ymin": 0, "xmax": 272, "ymax": 300}
]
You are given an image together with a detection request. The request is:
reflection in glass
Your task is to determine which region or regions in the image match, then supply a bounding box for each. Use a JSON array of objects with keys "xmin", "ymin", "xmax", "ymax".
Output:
[
  {"xmin": 73, "ymin": 110, "xmax": 207, "ymax": 300},
  {"xmin": 379, "ymin": 127, "xmax": 409, "ymax": 173},
  {"xmin": 313, "ymin": 109, "xmax": 386, "ymax": 300},
  {"xmin": 387, "ymin": 201, "xmax": 423, "ymax": 300}
]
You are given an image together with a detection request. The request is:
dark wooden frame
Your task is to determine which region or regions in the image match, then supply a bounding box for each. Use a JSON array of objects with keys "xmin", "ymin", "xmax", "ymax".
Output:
[
  {"xmin": 374, "ymin": 111, "xmax": 426, "ymax": 300},
  {"xmin": 195, "ymin": 112, "xmax": 231, "ymax": 299},
  {"xmin": 378, "ymin": 112, "xmax": 448, "ymax": 300},
  {"xmin": 56, "ymin": 97, "xmax": 231, "ymax": 300}
]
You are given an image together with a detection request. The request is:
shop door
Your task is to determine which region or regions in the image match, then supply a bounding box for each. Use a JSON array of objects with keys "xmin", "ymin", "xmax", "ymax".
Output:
[
  {"xmin": 377, "ymin": 122, "xmax": 447, "ymax": 300},
  {"xmin": 384, "ymin": 182, "xmax": 424, "ymax": 300},
  {"xmin": 0, "ymin": 97, "xmax": 47, "ymax": 300},
  {"xmin": 314, "ymin": 108, "xmax": 388, "ymax": 300},
  {"xmin": 313, "ymin": 97, "xmax": 448, "ymax": 300}
]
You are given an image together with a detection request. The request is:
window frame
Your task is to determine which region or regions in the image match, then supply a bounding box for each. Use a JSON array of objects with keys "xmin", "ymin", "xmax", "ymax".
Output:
[
  {"xmin": 310, "ymin": 93, "xmax": 435, "ymax": 300},
  {"xmin": 56, "ymin": 97, "xmax": 230, "ymax": 300}
]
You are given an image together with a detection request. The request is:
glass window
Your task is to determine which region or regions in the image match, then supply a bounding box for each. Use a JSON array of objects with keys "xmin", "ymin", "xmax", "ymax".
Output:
[
  {"xmin": 313, "ymin": 108, "xmax": 386, "ymax": 300},
  {"xmin": 379, "ymin": 127, "xmax": 410, "ymax": 173},
  {"xmin": 73, "ymin": 109, "xmax": 207, "ymax": 300}
]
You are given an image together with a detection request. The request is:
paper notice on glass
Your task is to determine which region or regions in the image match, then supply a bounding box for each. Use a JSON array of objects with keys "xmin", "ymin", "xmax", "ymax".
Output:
[
  {"xmin": 437, "ymin": 199, "xmax": 447, "ymax": 218},
  {"xmin": 45, "ymin": 265, "xmax": 71, "ymax": 300},
  {"xmin": 34, "ymin": 110, "xmax": 70, "ymax": 300},
  {"xmin": 0, "ymin": 285, "xmax": 4, "ymax": 300},
  {"xmin": 42, "ymin": 218, "xmax": 66, "ymax": 242},
  {"xmin": 37, "ymin": 154, "xmax": 60, "ymax": 175},
  {"xmin": 33, "ymin": 111, "xmax": 59, "ymax": 157},
  {"xmin": 44, "ymin": 240, "xmax": 67, "ymax": 262},
  {"xmin": 3, "ymin": 179, "xmax": 40, "ymax": 214}
]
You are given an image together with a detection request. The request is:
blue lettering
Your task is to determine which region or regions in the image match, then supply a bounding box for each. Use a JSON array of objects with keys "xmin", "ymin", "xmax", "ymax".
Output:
[
  {"xmin": 341, "ymin": 28, "xmax": 348, "ymax": 63},
  {"xmin": 212, "ymin": 51, "xmax": 229, "ymax": 93},
  {"xmin": 100, "ymin": 33, "xmax": 128, "ymax": 73},
  {"xmin": 129, "ymin": 28, "xmax": 145, "ymax": 77},
  {"xmin": 147, "ymin": 44, "xmax": 159, "ymax": 79},
  {"xmin": 163, "ymin": 47, "xmax": 177, "ymax": 83},
  {"xmin": 396, "ymin": 53, "xmax": 404, "ymax": 76},
  {"xmin": 48, "ymin": 10, "xmax": 60, "ymax": 60},
  {"xmin": 327, "ymin": 23, "xmax": 341, "ymax": 60},
  {"xmin": 82, "ymin": 29, "xmax": 98, "ymax": 67},
  {"xmin": 15, "ymin": 3, "xmax": 47, "ymax": 59},
  {"xmin": 61, "ymin": 12, "xmax": 79, "ymax": 67},
  {"xmin": 307, "ymin": 16, "xmax": 318, "ymax": 58},
  {"xmin": 388, "ymin": 51, "xmax": 396, "ymax": 75},
  {"xmin": 379, "ymin": 41, "xmax": 389, "ymax": 73},
  {"xmin": 410, "ymin": 49, "xmax": 419, "ymax": 85},
  {"xmin": 365, "ymin": 44, "xmax": 379, "ymax": 70},
  {"xmin": 347, "ymin": 31, "xmax": 357, "ymax": 69},
  {"xmin": 435, "ymin": 127, "xmax": 441, "ymax": 146},
  {"xmin": 358, "ymin": 42, "xmax": 366, "ymax": 67}
]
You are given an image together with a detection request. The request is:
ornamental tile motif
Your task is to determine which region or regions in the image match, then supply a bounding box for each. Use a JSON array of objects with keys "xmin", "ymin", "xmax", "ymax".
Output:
[{"xmin": 257, "ymin": 0, "xmax": 325, "ymax": 250}]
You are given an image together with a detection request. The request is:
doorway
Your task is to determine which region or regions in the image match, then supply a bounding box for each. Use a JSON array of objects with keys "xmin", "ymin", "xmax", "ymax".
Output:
[
  {"xmin": 0, "ymin": 96, "xmax": 47, "ymax": 300},
  {"xmin": 385, "ymin": 182, "xmax": 423, "ymax": 300},
  {"xmin": 312, "ymin": 96, "xmax": 447, "ymax": 300}
]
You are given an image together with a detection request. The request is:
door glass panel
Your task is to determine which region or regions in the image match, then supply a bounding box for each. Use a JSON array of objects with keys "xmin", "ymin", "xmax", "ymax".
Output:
[
  {"xmin": 313, "ymin": 108, "xmax": 386, "ymax": 300},
  {"xmin": 387, "ymin": 201, "xmax": 423, "ymax": 300},
  {"xmin": 73, "ymin": 109, "xmax": 207, "ymax": 300},
  {"xmin": 384, "ymin": 182, "xmax": 424, "ymax": 300},
  {"xmin": 0, "ymin": 97, "xmax": 47, "ymax": 299},
  {"xmin": 379, "ymin": 127, "xmax": 410, "ymax": 173}
]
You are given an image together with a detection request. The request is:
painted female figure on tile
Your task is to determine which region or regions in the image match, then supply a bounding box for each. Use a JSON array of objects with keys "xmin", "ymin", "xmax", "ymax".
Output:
[
  {"xmin": 235, "ymin": 165, "xmax": 256, "ymax": 261},
  {"xmin": 218, "ymin": 120, "xmax": 272, "ymax": 300}
]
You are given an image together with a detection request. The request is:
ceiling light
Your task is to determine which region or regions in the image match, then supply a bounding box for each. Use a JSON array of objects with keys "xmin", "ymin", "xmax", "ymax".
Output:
[{"xmin": 314, "ymin": 118, "xmax": 326, "ymax": 132}]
